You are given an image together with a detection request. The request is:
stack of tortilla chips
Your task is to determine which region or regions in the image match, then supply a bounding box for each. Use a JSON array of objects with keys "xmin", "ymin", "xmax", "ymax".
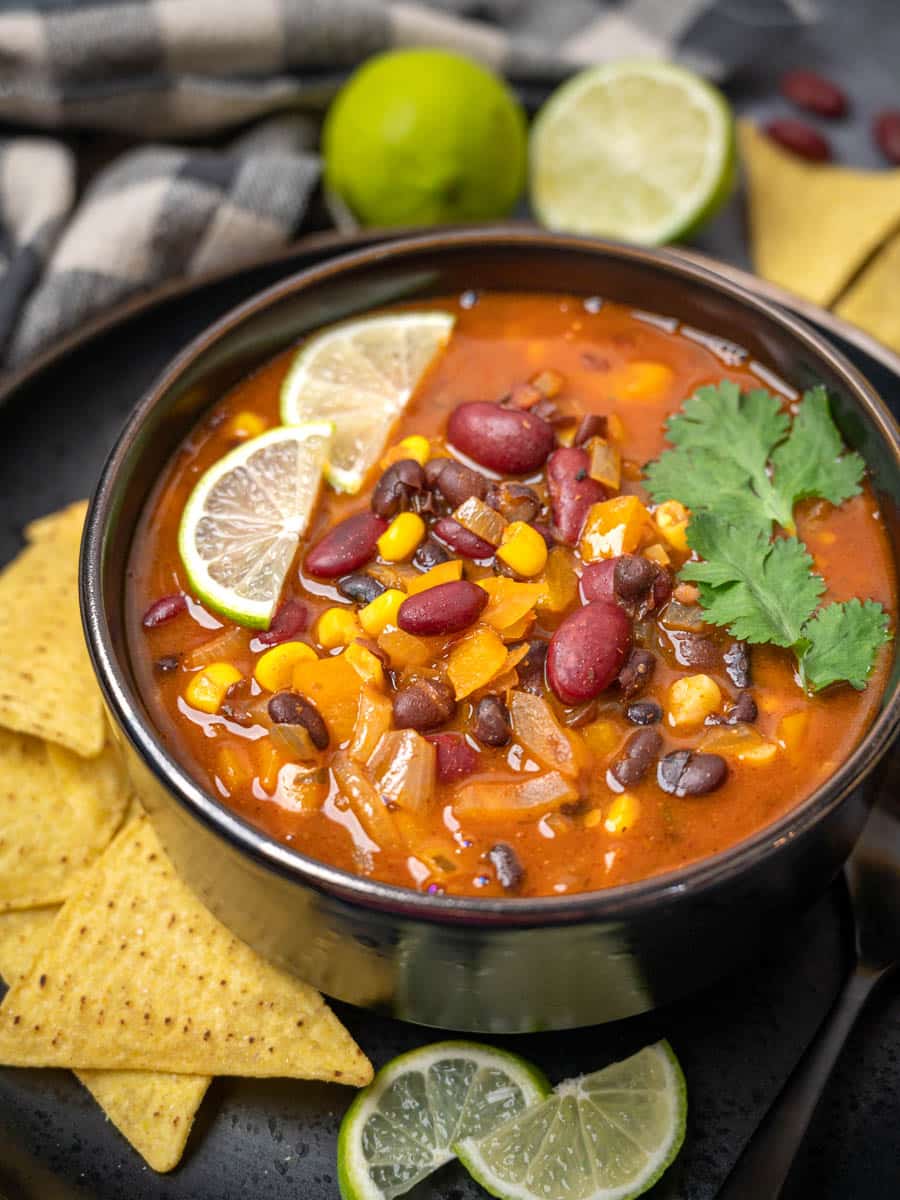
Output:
[
  {"xmin": 0, "ymin": 503, "xmax": 372, "ymax": 1172},
  {"xmin": 741, "ymin": 121, "xmax": 900, "ymax": 353}
]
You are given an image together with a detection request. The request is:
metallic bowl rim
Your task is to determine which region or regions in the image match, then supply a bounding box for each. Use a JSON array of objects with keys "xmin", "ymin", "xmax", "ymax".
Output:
[{"xmin": 81, "ymin": 227, "xmax": 900, "ymax": 926}]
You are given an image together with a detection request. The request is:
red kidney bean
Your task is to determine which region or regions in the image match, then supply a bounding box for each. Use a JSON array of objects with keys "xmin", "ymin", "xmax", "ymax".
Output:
[
  {"xmin": 546, "ymin": 447, "xmax": 607, "ymax": 545},
  {"xmin": 427, "ymin": 732, "xmax": 479, "ymax": 782},
  {"xmin": 142, "ymin": 593, "xmax": 187, "ymax": 628},
  {"xmin": 305, "ymin": 512, "xmax": 387, "ymax": 578},
  {"xmin": 426, "ymin": 458, "xmax": 488, "ymax": 507},
  {"xmin": 392, "ymin": 678, "xmax": 457, "ymax": 731},
  {"xmin": 780, "ymin": 69, "xmax": 848, "ymax": 118},
  {"xmin": 397, "ymin": 580, "xmax": 488, "ymax": 636},
  {"xmin": 657, "ymin": 750, "xmax": 727, "ymax": 797},
  {"xmin": 765, "ymin": 118, "xmax": 831, "ymax": 162},
  {"xmin": 267, "ymin": 692, "xmax": 329, "ymax": 749},
  {"xmin": 617, "ymin": 648, "xmax": 656, "ymax": 698},
  {"xmin": 488, "ymin": 843, "xmax": 524, "ymax": 891},
  {"xmin": 873, "ymin": 110, "xmax": 900, "ymax": 164},
  {"xmin": 447, "ymin": 401, "xmax": 555, "ymax": 475},
  {"xmin": 547, "ymin": 601, "xmax": 632, "ymax": 704},
  {"xmin": 257, "ymin": 598, "xmax": 308, "ymax": 646},
  {"xmin": 433, "ymin": 517, "xmax": 495, "ymax": 560},
  {"xmin": 370, "ymin": 459, "xmax": 427, "ymax": 519},
  {"xmin": 581, "ymin": 555, "xmax": 669, "ymax": 618},
  {"xmin": 580, "ymin": 559, "xmax": 616, "ymax": 605},
  {"xmin": 573, "ymin": 413, "xmax": 608, "ymax": 446}
]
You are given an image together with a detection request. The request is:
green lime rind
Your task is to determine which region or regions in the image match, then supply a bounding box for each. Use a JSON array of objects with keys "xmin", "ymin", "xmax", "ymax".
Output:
[
  {"xmin": 280, "ymin": 311, "xmax": 455, "ymax": 495},
  {"xmin": 530, "ymin": 59, "xmax": 735, "ymax": 246},
  {"xmin": 178, "ymin": 421, "xmax": 333, "ymax": 629},
  {"xmin": 338, "ymin": 1040, "xmax": 550, "ymax": 1200},
  {"xmin": 454, "ymin": 1040, "xmax": 687, "ymax": 1200}
]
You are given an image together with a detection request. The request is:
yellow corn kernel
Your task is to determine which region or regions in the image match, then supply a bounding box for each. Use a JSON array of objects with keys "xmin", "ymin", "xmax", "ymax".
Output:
[
  {"xmin": 397, "ymin": 435, "xmax": 431, "ymax": 466},
  {"xmin": 612, "ymin": 361, "xmax": 674, "ymax": 402},
  {"xmin": 604, "ymin": 792, "xmax": 640, "ymax": 834},
  {"xmin": 345, "ymin": 641, "xmax": 386, "ymax": 689},
  {"xmin": 184, "ymin": 661, "xmax": 242, "ymax": 714},
  {"xmin": 359, "ymin": 588, "xmax": 405, "ymax": 637},
  {"xmin": 405, "ymin": 559, "xmax": 463, "ymax": 595},
  {"xmin": 655, "ymin": 499, "xmax": 691, "ymax": 555},
  {"xmin": 377, "ymin": 512, "xmax": 426, "ymax": 562},
  {"xmin": 224, "ymin": 410, "xmax": 267, "ymax": 440},
  {"xmin": 583, "ymin": 808, "xmax": 605, "ymax": 829},
  {"xmin": 254, "ymin": 640, "xmax": 317, "ymax": 691},
  {"xmin": 316, "ymin": 607, "xmax": 361, "ymax": 650},
  {"xmin": 668, "ymin": 674, "xmax": 722, "ymax": 729},
  {"xmin": 496, "ymin": 522, "xmax": 548, "ymax": 577}
]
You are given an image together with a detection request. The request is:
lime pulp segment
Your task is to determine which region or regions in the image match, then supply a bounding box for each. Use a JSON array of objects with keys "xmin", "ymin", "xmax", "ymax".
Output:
[
  {"xmin": 530, "ymin": 60, "xmax": 735, "ymax": 245},
  {"xmin": 455, "ymin": 1041, "xmax": 686, "ymax": 1200},
  {"xmin": 280, "ymin": 311, "xmax": 455, "ymax": 493},
  {"xmin": 178, "ymin": 422, "xmax": 332, "ymax": 628},
  {"xmin": 338, "ymin": 1041, "xmax": 550, "ymax": 1200}
]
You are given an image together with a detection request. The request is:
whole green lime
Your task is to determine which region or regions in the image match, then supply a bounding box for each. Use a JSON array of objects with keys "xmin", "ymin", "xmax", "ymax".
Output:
[{"xmin": 323, "ymin": 49, "xmax": 528, "ymax": 227}]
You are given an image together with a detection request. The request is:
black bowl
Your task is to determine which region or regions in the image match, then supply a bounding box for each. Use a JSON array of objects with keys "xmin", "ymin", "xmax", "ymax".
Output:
[{"xmin": 81, "ymin": 230, "xmax": 900, "ymax": 1032}]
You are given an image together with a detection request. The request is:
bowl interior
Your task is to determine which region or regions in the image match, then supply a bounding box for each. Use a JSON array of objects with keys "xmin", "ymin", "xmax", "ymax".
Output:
[{"xmin": 85, "ymin": 230, "xmax": 900, "ymax": 918}]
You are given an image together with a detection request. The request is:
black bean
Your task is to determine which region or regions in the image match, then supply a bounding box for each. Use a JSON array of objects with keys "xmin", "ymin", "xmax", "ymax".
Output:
[
  {"xmin": 154, "ymin": 654, "xmax": 180, "ymax": 674},
  {"xmin": 428, "ymin": 458, "xmax": 488, "ymax": 508},
  {"xmin": 609, "ymin": 729, "xmax": 662, "ymax": 788},
  {"xmin": 561, "ymin": 700, "xmax": 598, "ymax": 729},
  {"xmin": 337, "ymin": 572, "xmax": 386, "ymax": 605},
  {"xmin": 371, "ymin": 459, "xmax": 427, "ymax": 519},
  {"xmin": 573, "ymin": 413, "xmax": 608, "ymax": 446},
  {"xmin": 413, "ymin": 537, "xmax": 450, "ymax": 572},
  {"xmin": 484, "ymin": 481, "xmax": 540, "ymax": 524},
  {"xmin": 724, "ymin": 642, "xmax": 752, "ymax": 689},
  {"xmin": 618, "ymin": 649, "xmax": 656, "ymax": 698},
  {"xmin": 392, "ymin": 678, "xmax": 457, "ymax": 732},
  {"xmin": 516, "ymin": 640, "xmax": 548, "ymax": 694},
  {"xmin": 707, "ymin": 691, "xmax": 758, "ymax": 727},
  {"xmin": 669, "ymin": 630, "xmax": 722, "ymax": 670},
  {"xmin": 614, "ymin": 556, "xmax": 657, "ymax": 603},
  {"xmin": 473, "ymin": 695, "xmax": 512, "ymax": 746},
  {"xmin": 267, "ymin": 691, "xmax": 329, "ymax": 750},
  {"xmin": 488, "ymin": 843, "xmax": 524, "ymax": 891},
  {"xmin": 626, "ymin": 700, "xmax": 662, "ymax": 726},
  {"xmin": 657, "ymin": 750, "xmax": 727, "ymax": 797}
]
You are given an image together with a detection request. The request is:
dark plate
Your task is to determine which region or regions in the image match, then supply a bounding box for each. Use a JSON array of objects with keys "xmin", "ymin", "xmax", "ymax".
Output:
[{"xmin": 1, "ymin": 234, "xmax": 898, "ymax": 1200}]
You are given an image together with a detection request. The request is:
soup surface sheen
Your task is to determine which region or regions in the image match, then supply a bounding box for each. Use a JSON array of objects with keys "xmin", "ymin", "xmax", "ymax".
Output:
[{"xmin": 128, "ymin": 292, "xmax": 895, "ymax": 898}]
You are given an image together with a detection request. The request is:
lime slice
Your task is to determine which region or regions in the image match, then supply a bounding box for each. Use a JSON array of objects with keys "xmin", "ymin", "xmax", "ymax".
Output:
[
  {"xmin": 178, "ymin": 422, "xmax": 332, "ymax": 628},
  {"xmin": 455, "ymin": 1041, "xmax": 686, "ymax": 1200},
  {"xmin": 531, "ymin": 60, "xmax": 735, "ymax": 245},
  {"xmin": 280, "ymin": 312, "xmax": 455, "ymax": 493},
  {"xmin": 338, "ymin": 1040, "xmax": 550, "ymax": 1200}
]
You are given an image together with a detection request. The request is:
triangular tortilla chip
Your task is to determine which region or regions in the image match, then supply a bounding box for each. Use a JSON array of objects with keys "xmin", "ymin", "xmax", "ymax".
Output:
[
  {"xmin": 0, "ymin": 503, "xmax": 105, "ymax": 756},
  {"xmin": 0, "ymin": 731, "xmax": 129, "ymax": 911},
  {"xmin": 834, "ymin": 226, "xmax": 900, "ymax": 353},
  {"xmin": 0, "ymin": 817, "xmax": 372, "ymax": 1085},
  {"xmin": 0, "ymin": 906, "xmax": 209, "ymax": 1173},
  {"xmin": 24, "ymin": 500, "xmax": 89, "ymax": 545},
  {"xmin": 740, "ymin": 121, "xmax": 900, "ymax": 307}
]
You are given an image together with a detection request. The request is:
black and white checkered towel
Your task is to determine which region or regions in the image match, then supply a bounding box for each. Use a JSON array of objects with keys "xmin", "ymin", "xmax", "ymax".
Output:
[{"xmin": 0, "ymin": 0, "xmax": 816, "ymax": 370}]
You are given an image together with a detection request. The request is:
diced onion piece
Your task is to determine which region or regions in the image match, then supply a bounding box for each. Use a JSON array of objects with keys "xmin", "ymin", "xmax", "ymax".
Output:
[
  {"xmin": 332, "ymin": 751, "xmax": 403, "ymax": 848},
  {"xmin": 273, "ymin": 763, "xmax": 327, "ymax": 813},
  {"xmin": 531, "ymin": 368, "xmax": 564, "ymax": 398},
  {"xmin": 368, "ymin": 730, "xmax": 436, "ymax": 813},
  {"xmin": 477, "ymin": 577, "xmax": 544, "ymax": 631},
  {"xmin": 349, "ymin": 686, "xmax": 394, "ymax": 763},
  {"xmin": 183, "ymin": 626, "xmax": 248, "ymax": 670},
  {"xmin": 270, "ymin": 723, "xmax": 318, "ymax": 761},
  {"xmin": 447, "ymin": 625, "xmax": 509, "ymax": 699},
  {"xmin": 661, "ymin": 599, "xmax": 706, "ymax": 632},
  {"xmin": 452, "ymin": 497, "xmax": 508, "ymax": 548},
  {"xmin": 585, "ymin": 436, "xmax": 622, "ymax": 490},
  {"xmin": 509, "ymin": 691, "xmax": 582, "ymax": 778},
  {"xmin": 377, "ymin": 627, "xmax": 435, "ymax": 669},
  {"xmin": 702, "ymin": 723, "xmax": 779, "ymax": 765},
  {"xmin": 453, "ymin": 771, "xmax": 578, "ymax": 821},
  {"xmin": 537, "ymin": 546, "xmax": 579, "ymax": 614}
]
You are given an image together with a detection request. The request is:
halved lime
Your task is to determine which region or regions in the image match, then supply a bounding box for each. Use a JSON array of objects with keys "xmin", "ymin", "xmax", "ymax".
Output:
[
  {"xmin": 530, "ymin": 60, "xmax": 735, "ymax": 245},
  {"xmin": 178, "ymin": 422, "xmax": 332, "ymax": 628},
  {"xmin": 338, "ymin": 1040, "xmax": 550, "ymax": 1200},
  {"xmin": 280, "ymin": 312, "xmax": 455, "ymax": 493},
  {"xmin": 455, "ymin": 1041, "xmax": 686, "ymax": 1200}
]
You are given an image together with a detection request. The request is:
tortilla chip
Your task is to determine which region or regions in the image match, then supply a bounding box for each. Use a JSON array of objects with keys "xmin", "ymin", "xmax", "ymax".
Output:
[
  {"xmin": 0, "ymin": 817, "xmax": 372, "ymax": 1085},
  {"xmin": 0, "ymin": 906, "xmax": 209, "ymax": 1173},
  {"xmin": 0, "ymin": 504, "xmax": 105, "ymax": 756},
  {"xmin": 0, "ymin": 731, "xmax": 129, "ymax": 911},
  {"xmin": 740, "ymin": 121, "xmax": 900, "ymax": 307},
  {"xmin": 24, "ymin": 500, "xmax": 89, "ymax": 545},
  {"xmin": 834, "ymin": 226, "xmax": 900, "ymax": 353}
]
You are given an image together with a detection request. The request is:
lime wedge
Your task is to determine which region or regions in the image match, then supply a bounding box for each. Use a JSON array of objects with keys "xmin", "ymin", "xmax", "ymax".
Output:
[
  {"xmin": 338, "ymin": 1040, "xmax": 550, "ymax": 1200},
  {"xmin": 531, "ymin": 60, "xmax": 735, "ymax": 245},
  {"xmin": 280, "ymin": 312, "xmax": 455, "ymax": 493},
  {"xmin": 455, "ymin": 1041, "xmax": 686, "ymax": 1200},
  {"xmin": 178, "ymin": 422, "xmax": 332, "ymax": 628}
]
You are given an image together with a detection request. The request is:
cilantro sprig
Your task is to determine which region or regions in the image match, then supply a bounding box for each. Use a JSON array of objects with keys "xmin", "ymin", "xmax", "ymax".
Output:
[{"xmin": 646, "ymin": 383, "xmax": 891, "ymax": 693}]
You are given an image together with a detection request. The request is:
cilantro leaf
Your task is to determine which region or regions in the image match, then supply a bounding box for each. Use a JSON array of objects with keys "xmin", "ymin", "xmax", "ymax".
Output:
[
  {"xmin": 771, "ymin": 385, "xmax": 865, "ymax": 510},
  {"xmin": 644, "ymin": 447, "xmax": 773, "ymax": 537},
  {"xmin": 680, "ymin": 513, "xmax": 824, "ymax": 646},
  {"xmin": 797, "ymin": 599, "xmax": 892, "ymax": 691}
]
